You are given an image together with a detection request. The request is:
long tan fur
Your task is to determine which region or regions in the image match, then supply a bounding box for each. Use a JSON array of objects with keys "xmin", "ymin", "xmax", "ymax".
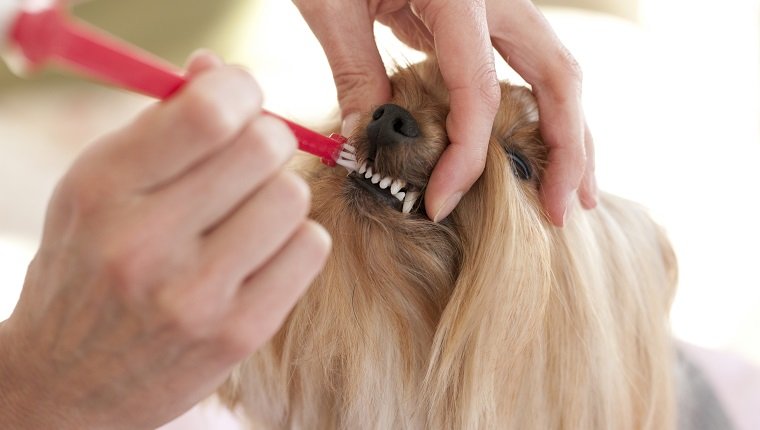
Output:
[{"xmin": 219, "ymin": 59, "xmax": 678, "ymax": 430}]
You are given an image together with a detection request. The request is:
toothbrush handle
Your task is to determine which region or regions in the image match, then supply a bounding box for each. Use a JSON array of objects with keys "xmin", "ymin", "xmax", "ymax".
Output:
[
  {"xmin": 11, "ymin": 8, "xmax": 345, "ymax": 164},
  {"xmin": 12, "ymin": 7, "xmax": 185, "ymax": 98}
]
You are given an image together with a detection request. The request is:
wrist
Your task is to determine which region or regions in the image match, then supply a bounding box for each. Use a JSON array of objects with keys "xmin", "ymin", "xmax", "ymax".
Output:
[{"xmin": 0, "ymin": 319, "xmax": 82, "ymax": 430}]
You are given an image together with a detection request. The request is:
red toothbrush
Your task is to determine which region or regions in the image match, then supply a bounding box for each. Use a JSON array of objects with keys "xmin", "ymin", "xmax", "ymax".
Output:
[{"xmin": 0, "ymin": 0, "xmax": 358, "ymax": 171}]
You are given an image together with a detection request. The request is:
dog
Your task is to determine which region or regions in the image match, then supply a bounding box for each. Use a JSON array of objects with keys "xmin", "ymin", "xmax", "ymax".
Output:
[{"xmin": 218, "ymin": 59, "xmax": 703, "ymax": 429}]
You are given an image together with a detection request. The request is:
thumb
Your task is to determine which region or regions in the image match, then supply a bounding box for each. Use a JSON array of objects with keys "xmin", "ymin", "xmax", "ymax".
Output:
[{"xmin": 294, "ymin": 0, "xmax": 391, "ymax": 135}]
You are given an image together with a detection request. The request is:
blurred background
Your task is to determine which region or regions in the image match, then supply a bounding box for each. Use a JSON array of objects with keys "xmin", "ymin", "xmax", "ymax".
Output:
[{"xmin": 1, "ymin": 0, "xmax": 758, "ymax": 428}]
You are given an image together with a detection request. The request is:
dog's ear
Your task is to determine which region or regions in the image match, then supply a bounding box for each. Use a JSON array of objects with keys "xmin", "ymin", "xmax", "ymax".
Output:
[{"xmin": 422, "ymin": 143, "xmax": 553, "ymax": 428}]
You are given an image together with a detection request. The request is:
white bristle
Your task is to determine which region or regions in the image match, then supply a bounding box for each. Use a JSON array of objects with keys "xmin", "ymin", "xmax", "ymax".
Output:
[
  {"xmin": 342, "ymin": 152, "xmax": 357, "ymax": 162},
  {"xmin": 336, "ymin": 158, "xmax": 358, "ymax": 172}
]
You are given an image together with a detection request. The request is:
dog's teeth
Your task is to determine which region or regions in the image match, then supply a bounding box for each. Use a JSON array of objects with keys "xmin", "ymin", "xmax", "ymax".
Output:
[
  {"xmin": 394, "ymin": 191, "xmax": 405, "ymax": 201},
  {"xmin": 379, "ymin": 177, "xmax": 392, "ymax": 189},
  {"xmin": 371, "ymin": 173, "xmax": 381, "ymax": 184},
  {"xmin": 364, "ymin": 166, "xmax": 373, "ymax": 179},
  {"xmin": 358, "ymin": 161, "xmax": 367, "ymax": 174},
  {"xmin": 390, "ymin": 179, "xmax": 405, "ymax": 195},
  {"xmin": 402, "ymin": 191, "xmax": 419, "ymax": 213}
]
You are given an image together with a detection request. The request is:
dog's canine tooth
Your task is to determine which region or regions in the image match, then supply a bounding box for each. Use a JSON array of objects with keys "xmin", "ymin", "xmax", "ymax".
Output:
[
  {"xmin": 394, "ymin": 191, "xmax": 405, "ymax": 201},
  {"xmin": 390, "ymin": 179, "xmax": 405, "ymax": 195},
  {"xmin": 401, "ymin": 191, "xmax": 419, "ymax": 213},
  {"xmin": 359, "ymin": 161, "xmax": 367, "ymax": 174},
  {"xmin": 371, "ymin": 173, "xmax": 381, "ymax": 184},
  {"xmin": 379, "ymin": 177, "xmax": 392, "ymax": 189},
  {"xmin": 364, "ymin": 166, "xmax": 373, "ymax": 179},
  {"xmin": 404, "ymin": 191, "xmax": 419, "ymax": 203}
]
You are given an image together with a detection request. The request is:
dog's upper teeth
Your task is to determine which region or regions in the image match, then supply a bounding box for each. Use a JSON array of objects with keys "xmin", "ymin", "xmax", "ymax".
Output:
[
  {"xmin": 402, "ymin": 191, "xmax": 420, "ymax": 214},
  {"xmin": 356, "ymin": 160, "xmax": 421, "ymax": 213},
  {"xmin": 390, "ymin": 179, "xmax": 405, "ymax": 195}
]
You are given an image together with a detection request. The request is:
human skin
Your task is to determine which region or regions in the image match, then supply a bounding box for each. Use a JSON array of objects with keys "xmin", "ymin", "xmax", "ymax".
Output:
[
  {"xmin": 0, "ymin": 53, "xmax": 331, "ymax": 429},
  {"xmin": 294, "ymin": 0, "xmax": 598, "ymax": 225}
]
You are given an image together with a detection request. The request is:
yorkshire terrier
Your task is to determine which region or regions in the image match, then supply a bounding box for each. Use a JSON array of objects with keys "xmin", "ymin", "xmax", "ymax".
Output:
[{"xmin": 219, "ymin": 60, "xmax": 730, "ymax": 429}]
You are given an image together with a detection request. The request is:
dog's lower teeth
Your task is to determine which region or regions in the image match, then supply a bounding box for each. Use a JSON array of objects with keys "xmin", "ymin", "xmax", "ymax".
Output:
[{"xmin": 395, "ymin": 191, "xmax": 405, "ymax": 201}]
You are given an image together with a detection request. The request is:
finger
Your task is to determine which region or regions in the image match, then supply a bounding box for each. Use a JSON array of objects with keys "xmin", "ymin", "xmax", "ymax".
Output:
[
  {"xmin": 96, "ymin": 66, "xmax": 263, "ymax": 191},
  {"xmin": 487, "ymin": 0, "xmax": 586, "ymax": 226},
  {"xmin": 184, "ymin": 49, "xmax": 225, "ymax": 77},
  {"xmin": 578, "ymin": 121, "xmax": 598, "ymax": 209},
  {"xmin": 220, "ymin": 221, "xmax": 331, "ymax": 357},
  {"xmin": 377, "ymin": 6, "xmax": 435, "ymax": 53},
  {"xmin": 151, "ymin": 115, "xmax": 297, "ymax": 234},
  {"xmin": 412, "ymin": 0, "xmax": 500, "ymax": 221},
  {"xmin": 197, "ymin": 171, "xmax": 312, "ymax": 300},
  {"xmin": 293, "ymin": 0, "xmax": 391, "ymax": 134}
]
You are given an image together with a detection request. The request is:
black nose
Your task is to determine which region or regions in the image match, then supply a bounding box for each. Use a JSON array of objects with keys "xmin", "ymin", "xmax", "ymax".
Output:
[{"xmin": 366, "ymin": 104, "xmax": 420, "ymax": 147}]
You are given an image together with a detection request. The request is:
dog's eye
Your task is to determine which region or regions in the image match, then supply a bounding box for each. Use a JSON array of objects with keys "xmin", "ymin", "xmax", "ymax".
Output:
[{"xmin": 507, "ymin": 149, "xmax": 532, "ymax": 180}]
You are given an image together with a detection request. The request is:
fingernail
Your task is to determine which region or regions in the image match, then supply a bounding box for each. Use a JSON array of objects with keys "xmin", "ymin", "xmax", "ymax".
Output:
[
  {"xmin": 341, "ymin": 113, "xmax": 360, "ymax": 137},
  {"xmin": 433, "ymin": 192, "xmax": 463, "ymax": 223}
]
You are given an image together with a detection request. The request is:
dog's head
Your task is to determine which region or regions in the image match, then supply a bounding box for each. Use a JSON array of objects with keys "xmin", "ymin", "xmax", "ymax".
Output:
[
  {"xmin": 307, "ymin": 60, "xmax": 553, "ymax": 303},
  {"xmin": 224, "ymin": 59, "xmax": 677, "ymax": 430},
  {"xmin": 296, "ymin": 59, "xmax": 558, "ymax": 426}
]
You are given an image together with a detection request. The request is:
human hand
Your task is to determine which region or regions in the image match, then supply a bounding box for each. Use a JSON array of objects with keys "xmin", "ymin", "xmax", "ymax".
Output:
[
  {"xmin": 294, "ymin": 0, "xmax": 597, "ymax": 225},
  {"xmin": 0, "ymin": 53, "xmax": 330, "ymax": 429}
]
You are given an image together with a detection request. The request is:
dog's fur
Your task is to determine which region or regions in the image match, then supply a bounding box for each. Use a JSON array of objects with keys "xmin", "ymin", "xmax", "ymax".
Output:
[{"xmin": 219, "ymin": 60, "xmax": 681, "ymax": 429}]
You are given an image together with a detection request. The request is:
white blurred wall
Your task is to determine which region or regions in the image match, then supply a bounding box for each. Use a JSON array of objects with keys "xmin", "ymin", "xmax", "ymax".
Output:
[{"xmin": 1, "ymin": 0, "xmax": 759, "ymax": 366}]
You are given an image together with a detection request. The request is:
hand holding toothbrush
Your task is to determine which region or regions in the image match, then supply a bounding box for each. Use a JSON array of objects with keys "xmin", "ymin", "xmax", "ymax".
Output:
[{"xmin": 0, "ymin": 53, "xmax": 331, "ymax": 429}]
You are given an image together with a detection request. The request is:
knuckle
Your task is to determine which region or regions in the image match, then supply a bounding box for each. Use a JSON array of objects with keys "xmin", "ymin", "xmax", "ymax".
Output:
[
  {"xmin": 301, "ymin": 222, "xmax": 332, "ymax": 265},
  {"xmin": 476, "ymin": 64, "xmax": 502, "ymax": 111},
  {"xmin": 100, "ymin": 233, "xmax": 155, "ymax": 294},
  {"xmin": 178, "ymin": 70, "xmax": 261, "ymax": 144},
  {"xmin": 274, "ymin": 172, "xmax": 312, "ymax": 217},
  {"xmin": 179, "ymin": 89, "xmax": 239, "ymax": 144},
  {"xmin": 216, "ymin": 326, "xmax": 265, "ymax": 358},
  {"xmin": 246, "ymin": 117, "xmax": 296, "ymax": 167},
  {"xmin": 154, "ymin": 282, "xmax": 221, "ymax": 338}
]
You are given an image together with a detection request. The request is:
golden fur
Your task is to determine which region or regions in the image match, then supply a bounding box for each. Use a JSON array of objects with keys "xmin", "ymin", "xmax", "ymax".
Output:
[{"xmin": 219, "ymin": 60, "xmax": 678, "ymax": 429}]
